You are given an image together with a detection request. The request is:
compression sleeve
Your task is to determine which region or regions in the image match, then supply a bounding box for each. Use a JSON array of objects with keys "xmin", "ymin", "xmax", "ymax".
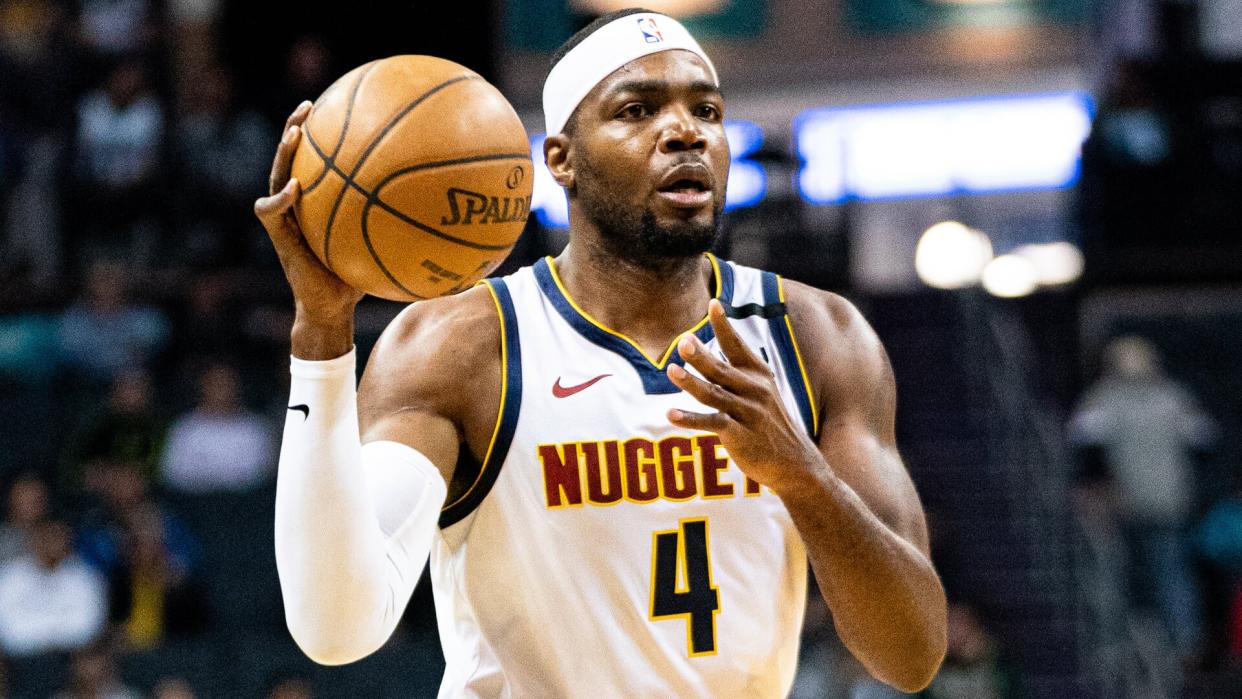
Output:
[{"xmin": 274, "ymin": 349, "xmax": 447, "ymax": 665}]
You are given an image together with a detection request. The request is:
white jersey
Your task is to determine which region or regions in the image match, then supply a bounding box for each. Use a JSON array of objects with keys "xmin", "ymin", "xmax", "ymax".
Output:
[{"xmin": 429, "ymin": 254, "xmax": 819, "ymax": 698}]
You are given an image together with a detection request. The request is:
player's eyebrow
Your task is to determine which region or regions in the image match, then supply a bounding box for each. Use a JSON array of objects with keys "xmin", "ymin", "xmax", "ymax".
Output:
[{"xmin": 605, "ymin": 79, "xmax": 722, "ymax": 98}]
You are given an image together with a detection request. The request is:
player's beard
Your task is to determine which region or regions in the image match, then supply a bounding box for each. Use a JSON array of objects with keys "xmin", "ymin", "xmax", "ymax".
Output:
[{"xmin": 575, "ymin": 155, "xmax": 722, "ymax": 271}]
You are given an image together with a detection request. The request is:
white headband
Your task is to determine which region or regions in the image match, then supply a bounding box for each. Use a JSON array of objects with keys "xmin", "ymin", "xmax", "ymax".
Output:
[{"xmin": 542, "ymin": 12, "xmax": 718, "ymax": 136}]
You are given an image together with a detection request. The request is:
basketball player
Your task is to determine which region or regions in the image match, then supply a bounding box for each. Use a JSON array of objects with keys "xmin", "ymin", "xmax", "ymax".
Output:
[{"xmin": 255, "ymin": 9, "xmax": 946, "ymax": 697}]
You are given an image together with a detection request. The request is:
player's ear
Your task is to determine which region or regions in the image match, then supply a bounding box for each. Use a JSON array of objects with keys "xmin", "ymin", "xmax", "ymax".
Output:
[{"xmin": 544, "ymin": 134, "xmax": 574, "ymax": 190}]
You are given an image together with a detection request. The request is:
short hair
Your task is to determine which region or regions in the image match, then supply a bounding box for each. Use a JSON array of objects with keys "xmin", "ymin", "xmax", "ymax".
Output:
[{"xmin": 547, "ymin": 7, "xmax": 655, "ymax": 135}]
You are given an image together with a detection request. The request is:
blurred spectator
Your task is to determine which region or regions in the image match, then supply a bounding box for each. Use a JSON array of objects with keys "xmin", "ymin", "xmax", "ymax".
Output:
[
  {"xmin": 71, "ymin": 60, "xmax": 166, "ymax": 266},
  {"xmin": 53, "ymin": 643, "xmax": 141, "ymax": 699},
  {"xmin": 268, "ymin": 35, "xmax": 333, "ymax": 122},
  {"xmin": 0, "ymin": 0, "xmax": 72, "ymax": 294},
  {"xmin": 64, "ymin": 367, "xmax": 167, "ymax": 490},
  {"xmin": 173, "ymin": 64, "xmax": 270, "ymax": 266},
  {"xmin": 0, "ymin": 472, "xmax": 49, "ymax": 563},
  {"xmin": 109, "ymin": 502, "xmax": 209, "ymax": 648},
  {"xmin": 161, "ymin": 361, "xmax": 274, "ymax": 493},
  {"xmin": 77, "ymin": 0, "xmax": 161, "ymax": 60},
  {"xmin": 1199, "ymin": 479, "xmax": 1242, "ymax": 579},
  {"xmin": 267, "ymin": 673, "xmax": 314, "ymax": 699},
  {"xmin": 919, "ymin": 604, "xmax": 1024, "ymax": 699},
  {"xmin": 170, "ymin": 273, "xmax": 250, "ymax": 361},
  {"xmin": 1199, "ymin": 479, "xmax": 1242, "ymax": 665},
  {"xmin": 1069, "ymin": 335, "xmax": 1217, "ymax": 659},
  {"xmin": 152, "ymin": 676, "xmax": 197, "ymax": 699},
  {"xmin": 0, "ymin": 518, "xmax": 107, "ymax": 657},
  {"xmin": 0, "ymin": 0, "xmax": 75, "ymax": 132},
  {"xmin": 77, "ymin": 461, "xmax": 197, "ymax": 584},
  {"xmin": 56, "ymin": 259, "xmax": 170, "ymax": 385}
]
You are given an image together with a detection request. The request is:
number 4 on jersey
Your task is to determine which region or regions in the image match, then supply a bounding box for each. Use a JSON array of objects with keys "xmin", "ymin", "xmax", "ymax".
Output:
[{"xmin": 650, "ymin": 518, "xmax": 720, "ymax": 656}]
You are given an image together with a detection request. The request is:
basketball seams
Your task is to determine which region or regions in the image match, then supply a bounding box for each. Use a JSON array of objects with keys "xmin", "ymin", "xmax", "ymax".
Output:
[
  {"xmin": 364, "ymin": 154, "xmax": 531, "ymax": 251},
  {"xmin": 305, "ymin": 128, "xmax": 528, "ymax": 252},
  {"xmin": 302, "ymin": 60, "xmax": 378, "ymax": 195},
  {"xmin": 321, "ymin": 74, "xmax": 482, "ymax": 272}
]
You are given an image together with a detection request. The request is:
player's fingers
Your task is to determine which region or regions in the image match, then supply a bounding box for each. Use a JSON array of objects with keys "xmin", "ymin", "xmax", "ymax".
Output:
[
  {"xmin": 677, "ymin": 333, "xmax": 752, "ymax": 393},
  {"xmin": 284, "ymin": 100, "xmax": 313, "ymax": 133},
  {"xmin": 255, "ymin": 177, "xmax": 298, "ymax": 222},
  {"xmin": 268, "ymin": 124, "xmax": 303, "ymax": 196},
  {"xmin": 707, "ymin": 299, "xmax": 763, "ymax": 370},
  {"xmin": 667, "ymin": 407, "xmax": 731, "ymax": 433},
  {"xmin": 666, "ymin": 363, "xmax": 747, "ymax": 415}
]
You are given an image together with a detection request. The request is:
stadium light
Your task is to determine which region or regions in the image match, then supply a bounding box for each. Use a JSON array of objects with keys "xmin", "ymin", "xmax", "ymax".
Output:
[
  {"xmin": 981, "ymin": 254, "xmax": 1039, "ymax": 298},
  {"xmin": 914, "ymin": 221, "xmax": 993, "ymax": 290},
  {"xmin": 1013, "ymin": 242, "xmax": 1084, "ymax": 286}
]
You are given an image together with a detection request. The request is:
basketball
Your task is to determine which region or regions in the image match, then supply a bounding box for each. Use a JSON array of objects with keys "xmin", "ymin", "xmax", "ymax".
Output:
[{"xmin": 290, "ymin": 55, "xmax": 533, "ymax": 301}]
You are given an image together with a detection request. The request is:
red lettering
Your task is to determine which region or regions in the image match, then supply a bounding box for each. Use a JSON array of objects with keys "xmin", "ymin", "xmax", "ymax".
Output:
[
  {"xmin": 585, "ymin": 440, "xmax": 623, "ymax": 505},
  {"xmin": 624, "ymin": 438, "xmax": 659, "ymax": 502},
  {"xmin": 659, "ymin": 436, "xmax": 696, "ymax": 500},
  {"xmin": 539, "ymin": 443, "xmax": 582, "ymax": 507},
  {"xmin": 745, "ymin": 477, "xmax": 762, "ymax": 496},
  {"xmin": 696, "ymin": 435, "xmax": 734, "ymax": 497}
]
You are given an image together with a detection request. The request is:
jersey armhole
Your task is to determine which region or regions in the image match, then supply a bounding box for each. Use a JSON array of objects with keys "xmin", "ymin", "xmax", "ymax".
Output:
[
  {"xmin": 438, "ymin": 278, "xmax": 523, "ymax": 528},
  {"xmin": 761, "ymin": 272, "xmax": 819, "ymax": 439}
]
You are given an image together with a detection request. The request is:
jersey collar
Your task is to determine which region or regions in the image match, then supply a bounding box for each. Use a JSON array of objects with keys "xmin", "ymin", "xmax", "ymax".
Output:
[{"xmin": 534, "ymin": 253, "xmax": 735, "ymax": 395}]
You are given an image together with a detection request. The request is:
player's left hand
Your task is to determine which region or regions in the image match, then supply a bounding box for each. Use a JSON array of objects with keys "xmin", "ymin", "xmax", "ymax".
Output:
[{"xmin": 666, "ymin": 299, "xmax": 824, "ymax": 492}]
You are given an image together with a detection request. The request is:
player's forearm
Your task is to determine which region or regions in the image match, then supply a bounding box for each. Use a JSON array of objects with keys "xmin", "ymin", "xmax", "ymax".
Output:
[
  {"xmin": 777, "ymin": 465, "xmax": 946, "ymax": 693},
  {"xmin": 275, "ymin": 350, "xmax": 445, "ymax": 665}
]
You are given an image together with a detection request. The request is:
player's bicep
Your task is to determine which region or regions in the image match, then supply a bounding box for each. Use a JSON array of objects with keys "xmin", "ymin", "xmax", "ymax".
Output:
[
  {"xmin": 355, "ymin": 312, "xmax": 461, "ymax": 484},
  {"xmin": 360, "ymin": 408, "xmax": 460, "ymax": 480},
  {"xmin": 800, "ymin": 288, "xmax": 930, "ymax": 554}
]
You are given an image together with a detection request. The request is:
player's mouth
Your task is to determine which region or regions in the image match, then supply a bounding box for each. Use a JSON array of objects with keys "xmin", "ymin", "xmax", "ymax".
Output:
[{"xmin": 655, "ymin": 163, "xmax": 714, "ymax": 210}]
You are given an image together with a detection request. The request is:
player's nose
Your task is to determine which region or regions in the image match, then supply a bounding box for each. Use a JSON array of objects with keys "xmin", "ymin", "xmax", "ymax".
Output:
[{"xmin": 657, "ymin": 105, "xmax": 706, "ymax": 154}]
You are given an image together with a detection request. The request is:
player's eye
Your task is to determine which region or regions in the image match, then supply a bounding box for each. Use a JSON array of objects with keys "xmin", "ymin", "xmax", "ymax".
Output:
[
  {"xmin": 617, "ymin": 103, "xmax": 652, "ymax": 120},
  {"xmin": 695, "ymin": 103, "xmax": 722, "ymax": 121}
]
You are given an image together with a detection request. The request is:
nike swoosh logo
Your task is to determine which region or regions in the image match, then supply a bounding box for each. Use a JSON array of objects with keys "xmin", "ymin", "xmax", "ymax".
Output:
[
  {"xmin": 288, "ymin": 404, "xmax": 310, "ymax": 419},
  {"xmin": 552, "ymin": 374, "xmax": 611, "ymax": 398}
]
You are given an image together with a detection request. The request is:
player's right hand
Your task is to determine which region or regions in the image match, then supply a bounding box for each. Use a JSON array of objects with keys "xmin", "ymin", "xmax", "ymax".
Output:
[{"xmin": 255, "ymin": 101, "xmax": 365, "ymax": 329}]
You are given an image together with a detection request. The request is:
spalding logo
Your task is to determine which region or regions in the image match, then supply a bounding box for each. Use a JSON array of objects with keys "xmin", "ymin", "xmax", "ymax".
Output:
[
  {"xmin": 506, "ymin": 166, "xmax": 525, "ymax": 190},
  {"xmin": 441, "ymin": 187, "xmax": 530, "ymax": 226}
]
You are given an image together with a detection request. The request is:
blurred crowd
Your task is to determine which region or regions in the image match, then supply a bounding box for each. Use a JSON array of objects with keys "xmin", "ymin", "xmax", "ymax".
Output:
[
  {"xmin": 0, "ymin": 0, "xmax": 336, "ymax": 696},
  {"xmin": 0, "ymin": 1, "xmax": 1238, "ymax": 698},
  {"xmin": 1070, "ymin": 335, "xmax": 1242, "ymax": 676}
]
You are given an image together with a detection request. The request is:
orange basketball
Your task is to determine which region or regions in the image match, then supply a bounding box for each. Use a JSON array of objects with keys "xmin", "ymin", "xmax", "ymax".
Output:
[{"xmin": 290, "ymin": 55, "xmax": 533, "ymax": 301}]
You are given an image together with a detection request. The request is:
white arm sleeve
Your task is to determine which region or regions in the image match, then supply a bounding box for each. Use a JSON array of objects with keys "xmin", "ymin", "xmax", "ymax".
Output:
[{"xmin": 275, "ymin": 349, "xmax": 447, "ymax": 666}]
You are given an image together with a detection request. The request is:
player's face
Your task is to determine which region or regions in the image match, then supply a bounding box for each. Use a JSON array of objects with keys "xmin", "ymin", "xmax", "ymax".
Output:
[{"xmin": 569, "ymin": 50, "xmax": 730, "ymax": 266}]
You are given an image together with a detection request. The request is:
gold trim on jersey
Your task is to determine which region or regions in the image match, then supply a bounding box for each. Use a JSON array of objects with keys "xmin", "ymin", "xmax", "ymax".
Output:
[
  {"xmin": 542, "ymin": 253, "xmax": 724, "ymax": 369},
  {"xmin": 777, "ymin": 276, "xmax": 820, "ymax": 437},
  {"xmin": 442, "ymin": 281, "xmax": 509, "ymax": 512}
]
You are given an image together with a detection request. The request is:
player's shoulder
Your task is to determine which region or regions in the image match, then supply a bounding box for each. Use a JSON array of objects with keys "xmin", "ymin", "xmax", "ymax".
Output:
[
  {"xmin": 775, "ymin": 277, "xmax": 889, "ymax": 398},
  {"xmin": 778, "ymin": 278, "xmax": 871, "ymax": 348},
  {"xmin": 368, "ymin": 283, "xmax": 503, "ymax": 383}
]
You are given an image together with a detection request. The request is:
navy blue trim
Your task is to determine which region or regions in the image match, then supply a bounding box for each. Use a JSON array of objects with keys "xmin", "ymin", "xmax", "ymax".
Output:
[
  {"xmin": 762, "ymin": 272, "xmax": 817, "ymax": 438},
  {"xmin": 439, "ymin": 278, "xmax": 523, "ymax": 528},
  {"xmin": 714, "ymin": 255, "xmax": 735, "ymax": 305},
  {"xmin": 534, "ymin": 257, "xmax": 728, "ymax": 395}
]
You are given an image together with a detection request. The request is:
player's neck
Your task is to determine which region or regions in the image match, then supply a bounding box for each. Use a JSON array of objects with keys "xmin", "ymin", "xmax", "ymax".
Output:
[{"xmin": 553, "ymin": 241, "xmax": 713, "ymax": 361}]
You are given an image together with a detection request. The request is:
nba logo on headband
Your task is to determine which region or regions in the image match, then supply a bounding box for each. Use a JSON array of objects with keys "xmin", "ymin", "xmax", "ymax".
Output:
[
  {"xmin": 637, "ymin": 17, "xmax": 663, "ymax": 43},
  {"xmin": 542, "ymin": 12, "xmax": 717, "ymax": 134}
]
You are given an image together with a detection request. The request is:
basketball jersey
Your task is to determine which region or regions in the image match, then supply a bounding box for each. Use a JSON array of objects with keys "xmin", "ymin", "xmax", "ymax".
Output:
[{"xmin": 429, "ymin": 254, "xmax": 819, "ymax": 698}]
